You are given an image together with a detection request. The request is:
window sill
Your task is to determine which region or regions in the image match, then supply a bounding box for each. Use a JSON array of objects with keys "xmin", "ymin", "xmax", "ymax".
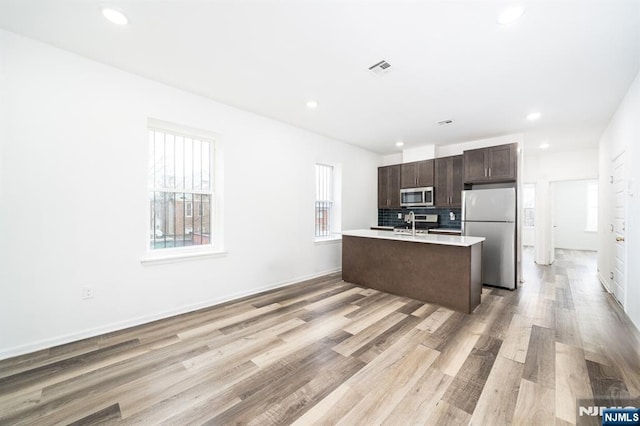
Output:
[
  {"xmin": 314, "ymin": 235, "xmax": 342, "ymax": 245},
  {"xmin": 141, "ymin": 248, "xmax": 227, "ymax": 265}
]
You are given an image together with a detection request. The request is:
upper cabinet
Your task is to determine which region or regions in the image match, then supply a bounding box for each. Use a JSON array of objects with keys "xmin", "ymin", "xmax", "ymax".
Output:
[
  {"xmin": 400, "ymin": 160, "xmax": 434, "ymax": 188},
  {"xmin": 378, "ymin": 143, "xmax": 517, "ymax": 210},
  {"xmin": 463, "ymin": 143, "xmax": 517, "ymax": 184},
  {"xmin": 435, "ymin": 155, "xmax": 463, "ymax": 207},
  {"xmin": 378, "ymin": 165, "xmax": 401, "ymax": 209}
]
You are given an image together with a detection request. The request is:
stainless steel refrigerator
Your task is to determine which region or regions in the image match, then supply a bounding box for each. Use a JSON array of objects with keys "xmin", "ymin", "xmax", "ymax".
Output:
[{"xmin": 461, "ymin": 187, "xmax": 516, "ymax": 290}]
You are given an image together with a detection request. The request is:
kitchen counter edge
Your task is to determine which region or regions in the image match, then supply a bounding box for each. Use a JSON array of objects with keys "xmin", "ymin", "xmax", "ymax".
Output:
[{"xmin": 342, "ymin": 229, "xmax": 484, "ymax": 247}]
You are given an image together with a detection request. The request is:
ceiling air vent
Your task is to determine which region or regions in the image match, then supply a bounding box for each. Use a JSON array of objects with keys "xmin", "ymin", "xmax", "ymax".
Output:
[
  {"xmin": 437, "ymin": 119, "xmax": 454, "ymax": 126},
  {"xmin": 368, "ymin": 60, "xmax": 392, "ymax": 76}
]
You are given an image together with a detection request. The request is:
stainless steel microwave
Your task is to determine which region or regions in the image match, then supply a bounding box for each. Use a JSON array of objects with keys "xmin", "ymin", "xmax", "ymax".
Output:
[{"xmin": 400, "ymin": 187, "xmax": 434, "ymax": 207}]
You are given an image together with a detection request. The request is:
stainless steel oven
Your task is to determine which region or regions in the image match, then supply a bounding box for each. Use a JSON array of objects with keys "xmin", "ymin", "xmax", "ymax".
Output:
[{"xmin": 400, "ymin": 187, "xmax": 434, "ymax": 207}]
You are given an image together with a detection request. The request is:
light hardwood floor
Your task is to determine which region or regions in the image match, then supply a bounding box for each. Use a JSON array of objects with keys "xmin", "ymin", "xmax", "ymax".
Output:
[{"xmin": 1, "ymin": 249, "xmax": 639, "ymax": 425}]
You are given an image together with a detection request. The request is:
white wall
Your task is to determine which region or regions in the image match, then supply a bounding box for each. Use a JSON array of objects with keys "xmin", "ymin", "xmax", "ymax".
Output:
[
  {"xmin": 0, "ymin": 30, "xmax": 380, "ymax": 359},
  {"xmin": 402, "ymin": 145, "xmax": 436, "ymax": 162},
  {"xmin": 598, "ymin": 70, "xmax": 640, "ymax": 331},
  {"xmin": 381, "ymin": 152, "xmax": 402, "ymax": 166},
  {"xmin": 523, "ymin": 148, "xmax": 598, "ymax": 264},
  {"xmin": 552, "ymin": 180, "xmax": 598, "ymax": 251},
  {"xmin": 522, "ymin": 228, "xmax": 535, "ymax": 246},
  {"xmin": 436, "ymin": 134, "xmax": 523, "ymax": 157},
  {"xmin": 522, "ymin": 149, "xmax": 599, "ymax": 183},
  {"xmin": 384, "ymin": 133, "xmax": 524, "ymax": 164},
  {"xmin": 382, "ymin": 133, "xmax": 525, "ymax": 166}
]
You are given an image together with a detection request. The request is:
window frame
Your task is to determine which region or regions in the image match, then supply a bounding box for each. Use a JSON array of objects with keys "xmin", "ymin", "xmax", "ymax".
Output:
[
  {"xmin": 314, "ymin": 162, "xmax": 342, "ymax": 243},
  {"xmin": 315, "ymin": 163, "xmax": 334, "ymax": 239},
  {"xmin": 522, "ymin": 183, "xmax": 535, "ymax": 228},
  {"xmin": 141, "ymin": 119, "xmax": 225, "ymax": 265}
]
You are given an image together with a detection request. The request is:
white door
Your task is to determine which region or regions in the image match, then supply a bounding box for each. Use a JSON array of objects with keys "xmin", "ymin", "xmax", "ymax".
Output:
[{"xmin": 612, "ymin": 152, "xmax": 626, "ymax": 306}]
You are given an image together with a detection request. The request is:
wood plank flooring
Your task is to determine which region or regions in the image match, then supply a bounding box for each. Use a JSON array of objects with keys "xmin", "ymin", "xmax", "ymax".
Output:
[{"xmin": 1, "ymin": 248, "xmax": 639, "ymax": 425}]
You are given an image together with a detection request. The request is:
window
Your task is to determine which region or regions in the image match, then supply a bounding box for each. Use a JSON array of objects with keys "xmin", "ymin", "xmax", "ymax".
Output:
[
  {"xmin": 148, "ymin": 126, "xmax": 214, "ymax": 250},
  {"xmin": 586, "ymin": 181, "xmax": 598, "ymax": 232},
  {"xmin": 523, "ymin": 184, "xmax": 535, "ymax": 227},
  {"xmin": 315, "ymin": 164, "xmax": 333, "ymax": 238}
]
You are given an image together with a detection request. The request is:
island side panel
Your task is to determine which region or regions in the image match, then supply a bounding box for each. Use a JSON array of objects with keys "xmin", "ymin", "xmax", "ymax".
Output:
[
  {"xmin": 342, "ymin": 235, "xmax": 478, "ymax": 313},
  {"xmin": 469, "ymin": 242, "xmax": 482, "ymax": 311}
]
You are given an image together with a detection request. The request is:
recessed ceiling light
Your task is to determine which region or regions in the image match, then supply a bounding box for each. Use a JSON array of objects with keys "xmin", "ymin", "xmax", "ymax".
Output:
[
  {"xmin": 395, "ymin": 141, "xmax": 404, "ymax": 147},
  {"xmin": 539, "ymin": 142, "xmax": 550, "ymax": 150},
  {"xmin": 527, "ymin": 112, "xmax": 541, "ymax": 121},
  {"xmin": 498, "ymin": 5, "xmax": 526, "ymax": 25},
  {"xmin": 306, "ymin": 100, "xmax": 319, "ymax": 109},
  {"xmin": 102, "ymin": 8, "xmax": 128, "ymax": 25}
]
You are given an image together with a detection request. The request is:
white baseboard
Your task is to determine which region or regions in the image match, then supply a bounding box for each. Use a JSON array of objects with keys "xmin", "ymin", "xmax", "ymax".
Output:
[
  {"xmin": 0, "ymin": 268, "xmax": 342, "ymax": 361},
  {"xmin": 597, "ymin": 272, "xmax": 613, "ymax": 293}
]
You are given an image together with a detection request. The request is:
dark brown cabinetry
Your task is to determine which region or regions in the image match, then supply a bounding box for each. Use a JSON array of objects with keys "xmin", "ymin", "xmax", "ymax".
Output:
[
  {"xmin": 378, "ymin": 165, "xmax": 401, "ymax": 208},
  {"xmin": 463, "ymin": 143, "xmax": 517, "ymax": 184},
  {"xmin": 435, "ymin": 155, "xmax": 463, "ymax": 207},
  {"xmin": 400, "ymin": 160, "xmax": 434, "ymax": 188}
]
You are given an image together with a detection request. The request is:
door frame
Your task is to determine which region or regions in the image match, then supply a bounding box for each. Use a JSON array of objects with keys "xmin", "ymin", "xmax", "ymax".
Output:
[{"xmin": 610, "ymin": 151, "xmax": 627, "ymax": 308}]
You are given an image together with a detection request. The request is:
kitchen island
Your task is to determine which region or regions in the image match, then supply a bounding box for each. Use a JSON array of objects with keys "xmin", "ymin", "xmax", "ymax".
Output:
[{"xmin": 342, "ymin": 230, "xmax": 485, "ymax": 314}]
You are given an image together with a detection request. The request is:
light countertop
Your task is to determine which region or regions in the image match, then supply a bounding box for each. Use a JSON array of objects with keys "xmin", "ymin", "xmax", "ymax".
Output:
[{"xmin": 342, "ymin": 229, "xmax": 484, "ymax": 247}]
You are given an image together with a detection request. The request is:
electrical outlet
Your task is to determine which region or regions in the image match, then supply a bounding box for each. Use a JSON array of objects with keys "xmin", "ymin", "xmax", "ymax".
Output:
[
  {"xmin": 82, "ymin": 286, "xmax": 95, "ymax": 300},
  {"xmin": 397, "ymin": 213, "xmax": 402, "ymax": 219}
]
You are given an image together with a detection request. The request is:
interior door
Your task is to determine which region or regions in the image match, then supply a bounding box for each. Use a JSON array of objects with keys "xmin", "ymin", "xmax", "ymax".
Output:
[{"xmin": 612, "ymin": 152, "xmax": 626, "ymax": 306}]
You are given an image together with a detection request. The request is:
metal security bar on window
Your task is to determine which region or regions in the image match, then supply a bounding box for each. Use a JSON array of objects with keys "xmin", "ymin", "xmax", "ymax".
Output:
[
  {"xmin": 148, "ymin": 129, "xmax": 213, "ymax": 249},
  {"xmin": 315, "ymin": 164, "xmax": 333, "ymax": 237}
]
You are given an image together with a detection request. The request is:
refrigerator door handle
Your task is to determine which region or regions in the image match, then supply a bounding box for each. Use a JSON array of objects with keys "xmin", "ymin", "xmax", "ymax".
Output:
[{"xmin": 461, "ymin": 192, "xmax": 466, "ymax": 235}]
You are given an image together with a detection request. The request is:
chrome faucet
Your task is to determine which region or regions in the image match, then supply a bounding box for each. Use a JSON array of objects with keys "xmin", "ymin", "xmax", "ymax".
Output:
[{"xmin": 405, "ymin": 211, "xmax": 416, "ymax": 236}]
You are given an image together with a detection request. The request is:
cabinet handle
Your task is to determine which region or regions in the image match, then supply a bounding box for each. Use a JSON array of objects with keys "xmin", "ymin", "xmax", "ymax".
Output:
[
  {"xmin": 488, "ymin": 168, "xmax": 492, "ymax": 177},
  {"xmin": 484, "ymin": 168, "xmax": 487, "ymax": 177}
]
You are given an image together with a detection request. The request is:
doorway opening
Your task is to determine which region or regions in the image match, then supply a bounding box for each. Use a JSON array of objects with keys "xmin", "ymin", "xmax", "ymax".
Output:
[{"xmin": 550, "ymin": 179, "xmax": 598, "ymax": 252}]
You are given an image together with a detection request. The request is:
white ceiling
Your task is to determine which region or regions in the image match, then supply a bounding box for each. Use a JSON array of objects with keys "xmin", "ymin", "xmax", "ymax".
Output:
[{"xmin": 0, "ymin": 0, "xmax": 638, "ymax": 155}]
